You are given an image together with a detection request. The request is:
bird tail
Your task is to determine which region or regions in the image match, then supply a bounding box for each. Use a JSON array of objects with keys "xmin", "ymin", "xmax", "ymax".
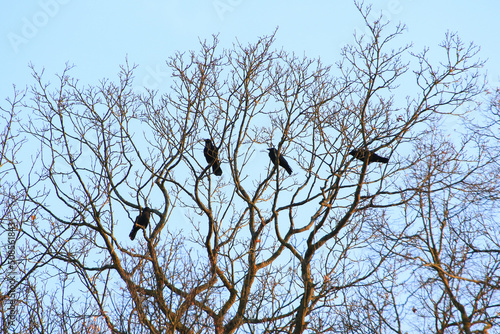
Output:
[
  {"xmin": 284, "ymin": 165, "xmax": 292, "ymax": 175},
  {"xmin": 375, "ymin": 156, "xmax": 389, "ymax": 164},
  {"xmin": 129, "ymin": 227, "xmax": 138, "ymax": 240},
  {"xmin": 213, "ymin": 161, "xmax": 222, "ymax": 176}
]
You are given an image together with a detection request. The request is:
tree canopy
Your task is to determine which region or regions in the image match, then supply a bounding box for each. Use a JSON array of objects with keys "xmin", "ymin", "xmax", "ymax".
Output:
[{"xmin": 1, "ymin": 5, "xmax": 500, "ymax": 334}]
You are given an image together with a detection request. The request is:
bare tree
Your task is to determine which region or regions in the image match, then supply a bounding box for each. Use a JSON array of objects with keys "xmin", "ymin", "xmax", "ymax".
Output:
[{"xmin": 1, "ymin": 4, "xmax": 499, "ymax": 334}]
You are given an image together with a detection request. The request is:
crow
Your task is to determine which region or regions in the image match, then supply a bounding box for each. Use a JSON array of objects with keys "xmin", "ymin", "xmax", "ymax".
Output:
[
  {"xmin": 267, "ymin": 147, "xmax": 293, "ymax": 175},
  {"xmin": 129, "ymin": 207, "xmax": 152, "ymax": 241},
  {"xmin": 204, "ymin": 139, "xmax": 222, "ymax": 176},
  {"xmin": 349, "ymin": 148, "xmax": 389, "ymax": 164}
]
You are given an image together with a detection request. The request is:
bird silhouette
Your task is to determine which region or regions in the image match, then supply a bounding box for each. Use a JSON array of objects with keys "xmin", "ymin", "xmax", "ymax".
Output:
[
  {"xmin": 129, "ymin": 207, "xmax": 152, "ymax": 240},
  {"xmin": 204, "ymin": 139, "xmax": 222, "ymax": 176},
  {"xmin": 349, "ymin": 148, "xmax": 389, "ymax": 164},
  {"xmin": 267, "ymin": 148, "xmax": 293, "ymax": 175}
]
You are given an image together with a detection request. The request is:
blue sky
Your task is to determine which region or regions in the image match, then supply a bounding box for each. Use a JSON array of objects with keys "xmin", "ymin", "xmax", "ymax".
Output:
[
  {"xmin": 1, "ymin": 3, "xmax": 499, "ymax": 330},
  {"xmin": 1, "ymin": 0, "xmax": 499, "ymax": 98}
]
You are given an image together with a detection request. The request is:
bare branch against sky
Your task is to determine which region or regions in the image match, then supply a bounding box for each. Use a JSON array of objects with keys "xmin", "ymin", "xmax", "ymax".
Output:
[{"xmin": 1, "ymin": 2, "xmax": 500, "ymax": 333}]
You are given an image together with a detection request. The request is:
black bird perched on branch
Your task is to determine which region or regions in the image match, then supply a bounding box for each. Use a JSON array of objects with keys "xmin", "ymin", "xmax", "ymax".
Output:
[
  {"xmin": 349, "ymin": 148, "xmax": 389, "ymax": 164},
  {"xmin": 129, "ymin": 207, "xmax": 152, "ymax": 241},
  {"xmin": 267, "ymin": 148, "xmax": 293, "ymax": 175},
  {"xmin": 204, "ymin": 139, "xmax": 222, "ymax": 176}
]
